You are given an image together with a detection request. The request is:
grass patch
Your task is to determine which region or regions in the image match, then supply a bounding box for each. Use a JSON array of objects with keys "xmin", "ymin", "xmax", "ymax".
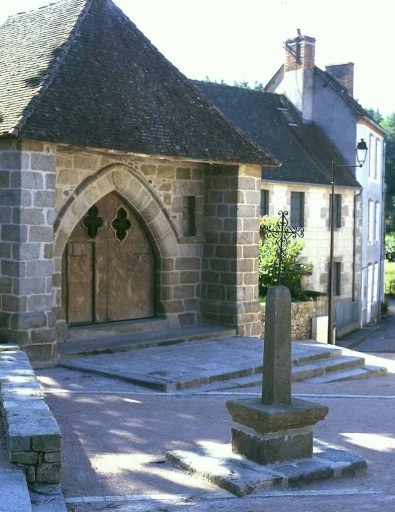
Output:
[{"xmin": 385, "ymin": 260, "xmax": 395, "ymax": 294}]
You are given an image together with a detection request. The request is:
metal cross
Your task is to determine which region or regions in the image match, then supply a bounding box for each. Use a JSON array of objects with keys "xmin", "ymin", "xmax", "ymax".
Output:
[{"xmin": 260, "ymin": 211, "xmax": 304, "ymax": 284}]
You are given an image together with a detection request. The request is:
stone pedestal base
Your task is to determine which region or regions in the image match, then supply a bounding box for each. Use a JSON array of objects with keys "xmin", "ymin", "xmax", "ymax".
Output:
[{"xmin": 226, "ymin": 397, "xmax": 329, "ymax": 465}]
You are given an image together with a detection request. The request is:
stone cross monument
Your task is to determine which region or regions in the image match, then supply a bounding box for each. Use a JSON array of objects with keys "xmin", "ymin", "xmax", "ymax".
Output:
[{"xmin": 226, "ymin": 284, "xmax": 329, "ymax": 465}]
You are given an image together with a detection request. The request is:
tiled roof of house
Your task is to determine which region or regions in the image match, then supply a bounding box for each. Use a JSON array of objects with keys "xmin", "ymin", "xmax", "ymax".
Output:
[
  {"xmin": 193, "ymin": 81, "xmax": 361, "ymax": 188},
  {"xmin": 0, "ymin": 0, "xmax": 277, "ymax": 166}
]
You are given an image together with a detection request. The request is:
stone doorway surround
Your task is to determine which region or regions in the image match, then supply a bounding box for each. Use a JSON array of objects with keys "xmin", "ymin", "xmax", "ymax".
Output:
[
  {"xmin": 53, "ymin": 162, "xmax": 180, "ymax": 342},
  {"xmin": 63, "ymin": 192, "xmax": 156, "ymax": 325}
]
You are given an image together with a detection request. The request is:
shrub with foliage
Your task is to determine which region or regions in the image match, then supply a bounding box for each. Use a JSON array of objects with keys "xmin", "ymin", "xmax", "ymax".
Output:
[
  {"xmin": 259, "ymin": 216, "xmax": 313, "ymax": 300},
  {"xmin": 385, "ymin": 232, "xmax": 395, "ymax": 261}
]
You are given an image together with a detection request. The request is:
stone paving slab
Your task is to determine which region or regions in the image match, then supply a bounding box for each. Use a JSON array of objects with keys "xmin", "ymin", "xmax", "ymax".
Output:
[
  {"xmin": 59, "ymin": 337, "xmax": 382, "ymax": 391},
  {"xmin": 29, "ymin": 484, "xmax": 67, "ymax": 512},
  {"xmin": 0, "ymin": 469, "xmax": 32, "ymax": 512},
  {"xmin": 166, "ymin": 441, "xmax": 367, "ymax": 497}
]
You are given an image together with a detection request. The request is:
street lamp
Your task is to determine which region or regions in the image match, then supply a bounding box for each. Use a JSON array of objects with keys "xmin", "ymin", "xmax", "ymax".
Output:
[{"xmin": 328, "ymin": 138, "xmax": 368, "ymax": 344}]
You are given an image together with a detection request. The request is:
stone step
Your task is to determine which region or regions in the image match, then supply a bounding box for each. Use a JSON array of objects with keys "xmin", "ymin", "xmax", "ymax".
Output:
[
  {"xmin": 59, "ymin": 337, "xmax": 388, "ymax": 392},
  {"xmin": 29, "ymin": 484, "xmax": 67, "ymax": 512},
  {"xmin": 291, "ymin": 354, "xmax": 366, "ymax": 381},
  {"xmin": 67, "ymin": 317, "xmax": 171, "ymax": 341},
  {"xmin": 185, "ymin": 353, "xmax": 379, "ymax": 392},
  {"xmin": 0, "ymin": 469, "xmax": 32, "ymax": 512},
  {"xmin": 58, "ymin": 324, "xmax": 237, "ymax": 359},
  {"xmin": 305, "ymin": 364, "xmax": 388, "ymax": 383}
]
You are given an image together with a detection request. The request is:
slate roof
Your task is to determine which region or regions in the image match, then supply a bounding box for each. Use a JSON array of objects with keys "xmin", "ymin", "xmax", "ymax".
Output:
[
  {"xmin": 193, "ymin": 81, "xmax": 361, "ymax": 188},
  {"xmin": 0, "ymin": 0, "xmax": 277, "ymax": 166}
]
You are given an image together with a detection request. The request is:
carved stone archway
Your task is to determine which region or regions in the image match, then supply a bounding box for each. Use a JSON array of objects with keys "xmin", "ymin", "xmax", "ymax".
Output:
[{"xmin": 53, "ymin": 164, "xmax": 178, "ymax": 339}]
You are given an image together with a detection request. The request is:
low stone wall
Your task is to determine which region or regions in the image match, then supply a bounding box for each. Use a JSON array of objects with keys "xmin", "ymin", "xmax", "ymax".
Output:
[
  {"xmin": 261, "ymin": 297, "xmax": 326, "ymax": 340},
  {"xmin": 0, "ymin": 345, "xmax": 62, "ymax": 484}
]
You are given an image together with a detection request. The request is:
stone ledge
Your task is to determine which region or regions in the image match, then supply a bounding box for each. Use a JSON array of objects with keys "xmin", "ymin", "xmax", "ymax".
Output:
[
  {"xmin": 0, "ymin": 346, "xmax": 62, "ymax": 484},
  {"xmin": 166, "ymin": 441, "xmax": 367, "ymax": 497},
  {"xmin": 226, "ymin": 397, "xmax": 329, "ymax": 433}
]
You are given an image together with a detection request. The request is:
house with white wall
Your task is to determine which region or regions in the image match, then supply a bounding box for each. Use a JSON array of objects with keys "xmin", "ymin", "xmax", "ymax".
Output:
[
  {"xmin": 264, "ymin": 32, "xmax": 387, "ymax": 329},
  {"xmin": 195, "ymin": 81, "xmax": 362, "ymax": 336}
]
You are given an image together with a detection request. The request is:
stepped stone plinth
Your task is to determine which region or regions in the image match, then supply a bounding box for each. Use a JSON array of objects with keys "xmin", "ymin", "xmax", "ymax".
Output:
[
  {"xmin": 226, "ymin": 397, "xmax": 328, "ymax": 465},
  {"xmin": 167, "ymin": 286, "xmax": 367, "ymax": 495}
]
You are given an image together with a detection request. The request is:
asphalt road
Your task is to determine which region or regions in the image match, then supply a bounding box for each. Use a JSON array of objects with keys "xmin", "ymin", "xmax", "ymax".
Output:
[
  {"xmin": 36, "ymin": 339, "xmax": 395, "ymax": 512},
  {"xmin": 32, "ymin": 298, "xmax": 395, "ymax": 512}
]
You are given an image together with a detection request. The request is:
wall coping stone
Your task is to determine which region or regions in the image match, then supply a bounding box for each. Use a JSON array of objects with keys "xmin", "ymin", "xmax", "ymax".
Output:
[{"xmin": 0, "ymin": 345, "xmax": 62, "ymax": 484}]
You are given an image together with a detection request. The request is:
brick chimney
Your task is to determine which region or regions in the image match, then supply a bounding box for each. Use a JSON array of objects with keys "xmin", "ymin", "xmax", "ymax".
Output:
[
  {"xmin": 285, "ymin": 32, "xmax": 316, "ymax": 71},
  {"xmin": 325, "ymin": 63, "xmax": 354, "ymax": 96}
]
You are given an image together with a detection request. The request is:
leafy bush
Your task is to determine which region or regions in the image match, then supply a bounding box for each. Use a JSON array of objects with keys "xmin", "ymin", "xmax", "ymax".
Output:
[
  {"xmin": 259, "ymin": 216, "xmax": 313, "ymax": 300},
  {"xmin": 385, "ymin": 232, "xmax": 395, "ymax": 261}
]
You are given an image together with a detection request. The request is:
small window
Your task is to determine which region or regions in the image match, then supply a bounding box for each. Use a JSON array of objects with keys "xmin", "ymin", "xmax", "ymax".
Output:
[
  {"xmin": 260, "ymin": 190, "xmax": 269, "ymax": 216},
  {"xmin": 333, "ymin": 262, "xmax": 341, "ymax": 296},
  {"xmin": 183, "ymin": 196, "xmax": 196, "ymax": 236},
  {"xmin": 373, "ymin": 262, "xmax": 379, "ymax": 302},
  {"xmin": 329, "ymin": 194, "xmax": 342, "ymax": 228},
  {"xmin": 368, "ymin": 134, "xmax": 374, "ymax": 179},
  {"xmin": 374, "ymin": 201, "xmax": 380, "ymax": 241},
  {"xmin": 290, "ymin": 192, "xmax": 304, "ymax": 228},
  {"xmin": 277, "ymin": 108, "xmax": 298, "ymax": 126},
  {"xmin": 368, "ymin": 199, "xmax": 374, "ymax": 243}
]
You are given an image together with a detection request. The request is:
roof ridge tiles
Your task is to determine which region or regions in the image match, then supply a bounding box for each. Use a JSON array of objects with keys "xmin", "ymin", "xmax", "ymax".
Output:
[{"xmin": 8, "ymin": 0, "xmax": 93, "ymax": 137}]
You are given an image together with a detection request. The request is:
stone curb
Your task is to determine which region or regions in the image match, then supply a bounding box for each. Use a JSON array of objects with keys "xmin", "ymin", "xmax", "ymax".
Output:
[
  {"xmin": 0, "ymin": 345, "xmax": 62, "ymax": 485},
  {"xmin": 166, "ymin": 441, "xmax": 367, "ymax": 497}
]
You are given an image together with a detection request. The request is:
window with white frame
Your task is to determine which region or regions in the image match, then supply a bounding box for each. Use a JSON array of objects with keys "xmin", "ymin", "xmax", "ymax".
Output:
[
  {"xmin": 376, "ymin": 138, "xmax": 382, "ymax": 182},
  {"xmin": 368, "ymin": 199, "xmax": 374, "ymax": 243},
  {"xmin": 375, "ymin": 201, "xmax": 380, "ymax": 242},
  {"xmin": 373, "ymin": 262, "xmax": 379, "ymax": 302},
  {"xmin": 291, "ymin": 192, "xmax": 305, "ymax": 228},
  {"xmin": 333, "ymin": 262, "xmax": 341, "ymax": 296},
  {"xmin": 374, "ymin": 138, "xmax": 380, "ymax": 181},
  {"xmin": 329, "ymin": 194, "xmax": 342, "ymax": 228},
  {"xmin": 368, "ymin": 134, "xmax": 374, "ymax": 179},
  {"xmin": 260, "ymin": 190, "xmax": 269, "ymax": 217}
]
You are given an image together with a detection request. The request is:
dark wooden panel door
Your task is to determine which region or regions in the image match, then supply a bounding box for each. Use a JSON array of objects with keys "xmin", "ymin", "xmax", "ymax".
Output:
[
  {"xmin": 66, "ymin": 241, "xmax": 94, "ymax": 324},
  {"xmin": 64, "ymin": 193, "xmax": 155, "ymax": 325}
]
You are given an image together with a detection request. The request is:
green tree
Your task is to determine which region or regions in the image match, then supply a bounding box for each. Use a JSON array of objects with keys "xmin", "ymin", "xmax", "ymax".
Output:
[
  {"xmin": 203, "ymin": 78, "xmax": 265, "ymax": 91},
  {"xmin": 233, "ymin": 80, "xmax": 265, "ymax": 90},
  {"xmin": 385, "ymin": 232, "xmax": 395, "ymax": 260},
  {"xmin": 381, "ymin": 113, "xmax": 395, "ymax": 230},
  {"xmin": 259, "ymin": 216, "xmax": 312, "ymax": 300},
  {"xmin": 366, "ymin": 108, "xmax": 384, "ymax": 124}
]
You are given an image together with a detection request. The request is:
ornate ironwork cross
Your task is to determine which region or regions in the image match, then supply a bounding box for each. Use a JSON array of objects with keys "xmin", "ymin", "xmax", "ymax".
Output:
[{"xmin": 260, "ymin": 211, "xmax": 304, "ymax": 285}]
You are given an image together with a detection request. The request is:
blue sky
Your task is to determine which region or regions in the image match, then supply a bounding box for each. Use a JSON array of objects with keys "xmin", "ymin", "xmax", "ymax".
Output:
[{"xmin": 1, "ymin": 0, "xmax": 393, "ymax": 116}]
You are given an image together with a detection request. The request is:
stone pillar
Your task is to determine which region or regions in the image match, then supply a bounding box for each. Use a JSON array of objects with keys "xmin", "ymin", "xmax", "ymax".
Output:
[
  {"xmin": 227, "ymin": 285, "xmax": 328, "ymax": 465},
  {"xmin": 262, "ymin": 285, "xmax": 291, "ymax": 405},
  {"xmin": 200, "ymin": 164, "xmax": 262, "ymax": 337},
  {"xmin": 0, "ymin": 139, "xmax": 57, "ymax": 364}
]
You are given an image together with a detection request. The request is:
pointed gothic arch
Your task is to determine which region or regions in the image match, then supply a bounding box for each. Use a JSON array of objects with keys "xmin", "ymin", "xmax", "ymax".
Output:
[{"xmin": 53, "ymin": 163, "xmax": 178, "ymax": 334}]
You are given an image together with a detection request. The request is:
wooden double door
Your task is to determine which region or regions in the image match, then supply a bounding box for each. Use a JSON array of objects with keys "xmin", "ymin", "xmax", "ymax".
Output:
[{"xmin": 63, "ymin": 193, "xmax": 155, "ymax": 325}]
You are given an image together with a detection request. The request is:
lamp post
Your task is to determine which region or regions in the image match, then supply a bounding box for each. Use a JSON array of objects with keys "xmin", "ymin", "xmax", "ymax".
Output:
[{"xmin": 328, "ymin": 139, "xmax": 368, "ymax": 344}]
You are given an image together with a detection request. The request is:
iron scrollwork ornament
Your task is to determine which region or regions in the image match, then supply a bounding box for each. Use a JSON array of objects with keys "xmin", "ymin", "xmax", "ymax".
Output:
[{"xmin": 260, "ymin": 210, "xmax": 304, "ymax": 285}]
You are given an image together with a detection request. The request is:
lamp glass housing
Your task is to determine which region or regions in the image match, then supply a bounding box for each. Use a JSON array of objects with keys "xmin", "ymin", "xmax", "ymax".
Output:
[{"xmin": 356, "ymin": 139, "xmax": 368, "ymax": 166}]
